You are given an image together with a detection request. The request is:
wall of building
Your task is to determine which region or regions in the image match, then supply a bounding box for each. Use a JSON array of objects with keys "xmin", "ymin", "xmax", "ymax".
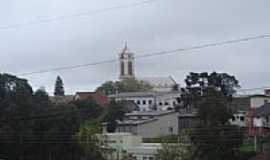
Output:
[
  {"xmin": 178, "ymin": 116, "xmax": 199, "ymax": 132},
  {"xmin": 137, "ymin": 113, "xmax": 179, "ymax": 138},
  {"xmin": 97, "ymin": 133, "xmax": 160, "ymax": 160},
  {"xmin": 253, "ymin": 115, "xmax": 270, "ymax": 128},
  {"xmin": 115, "ymin": 92, "xmax": 181, "ymax": 111},
  {"xmin": 128, "ymin": 144, "xmax": 160, "ymax": 160},
  {"xmin": 117, "ymin": 125, "xmax": 138, "ymax": 134},
  {"xmin": 156, "ymin": 93, "xmax": 180, "ymax": 110},
  {"xmin": 253, "ymin": 117, "xmax": 264, "ymax": 127},
  {"xmin": 116, "ymin": 97, "xmax": 155, "ymax": 111},
  {"xmin": 250, "ymin": 97, "xmax": 270, "ymax": 109}
]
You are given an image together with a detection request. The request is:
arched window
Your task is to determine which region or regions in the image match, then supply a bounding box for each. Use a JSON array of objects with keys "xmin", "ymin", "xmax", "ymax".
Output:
[
  {"xmin": 121, "ymin": 62, "xmax": 125, "ymax": 76},
  {"xmin": 128, "ymin": 61, "xmax": 133, "ymax": 75}
]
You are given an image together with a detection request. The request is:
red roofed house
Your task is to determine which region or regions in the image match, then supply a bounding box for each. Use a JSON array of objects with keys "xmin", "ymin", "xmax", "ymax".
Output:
[{"xmin": 74, "ymin": 91, "xmax": 108, "ymax": 107}]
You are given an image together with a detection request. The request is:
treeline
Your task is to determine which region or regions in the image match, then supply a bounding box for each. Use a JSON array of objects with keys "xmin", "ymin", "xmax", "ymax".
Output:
[{"xmin": 0, "ymin": 74, "xmax": 105, "ymax": 160}]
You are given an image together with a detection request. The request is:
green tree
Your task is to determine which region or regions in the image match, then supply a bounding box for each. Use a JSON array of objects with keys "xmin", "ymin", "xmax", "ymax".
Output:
[
  {"xmin": 188, "ymin": 89, "xmax": 243, "ymax": 160},
  {"xmin": 96, "ymin": 78, "xmax": 152, "ymax": 95},
  {"xmin": 72, "ymin": 99, "xmax": 103, "ymax": 122},
  {"xmin": 103, "ymin": 101, "xmax": 126, "ymax": 132},
  {"xmin": 0, "ymin": 73, "xmax": 103, "ymax": 160},
  {"xmin": 197, "ymin": 89, "xmax": 233, "ymax": 126},
  {"xmin": 178, "ymin": 72, "xmax": 244, "ymax": 160},
  {"xmin": 180, "ymin": 72, "xmax": 240, "ymax": 109},
  {"xmin": 189, "ymin": 125, "xmax": 243, "ymax": 160},
  {"xmin": 184, "ymin": 72, "xmax": 239, "ymax": 97},
  {"xmin": 76, "ymin": 121, "xmax": 105, "ymax": 160},
  {"xmin": 54, "ymin": 76, "xmax": 65, "ymax": 96},
  {"xmin": 96, "ymin": 81, "xmax": 116, "ymax": 95},
  {"xmin": 156, "ymin": 143, "xmax": 182, "ymax": 160}
]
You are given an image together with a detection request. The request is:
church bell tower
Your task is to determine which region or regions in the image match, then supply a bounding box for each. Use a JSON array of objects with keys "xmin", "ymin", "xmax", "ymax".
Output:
[{"xmin": 119, "ymin": 43, "xmax": 135, "ymax": 80}]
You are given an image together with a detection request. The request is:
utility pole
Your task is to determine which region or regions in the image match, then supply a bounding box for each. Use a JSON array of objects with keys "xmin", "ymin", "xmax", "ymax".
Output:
[{"xmin": 254, "ymin": 135, "xmax": 257, "ymax": 152}]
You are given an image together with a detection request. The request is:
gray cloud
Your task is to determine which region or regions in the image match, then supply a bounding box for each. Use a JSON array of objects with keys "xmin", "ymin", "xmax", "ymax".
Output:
[{"xmin": 0, "ymin": 0, "xmax": 270, "ymax": 94}]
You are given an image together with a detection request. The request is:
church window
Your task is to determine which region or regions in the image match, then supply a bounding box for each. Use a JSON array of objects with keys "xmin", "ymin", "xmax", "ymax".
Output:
[
  {"xmin": 148, "ymin": 100, "xmax": 152, "ymax": 105},
  {"xmin": 169, "ymin": 127, "xmax": 174, "ymax": 134},
  {"xmin": 240, "ymin": 116, "xmax": 245, "ymax": 121},
  {"xmin": 121, "ymin": 62, "xmax": 125, "ymax": 76},
  {"xmin": 137, "ymin": 100, "xmax": 141, "ymax": 105},
  {"xmin": 143, "ymin": 100, "xmax": 146, "ymax": 105},
  {"xmin": 128, "ymin": 61, "xmax": 133, "ymax": 75}
]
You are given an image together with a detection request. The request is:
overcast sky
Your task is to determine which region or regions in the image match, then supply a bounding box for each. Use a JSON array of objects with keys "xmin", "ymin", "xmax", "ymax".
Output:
[{"xmin": 0, "ymin": 0, "xmax": 270, "ymax": 95}]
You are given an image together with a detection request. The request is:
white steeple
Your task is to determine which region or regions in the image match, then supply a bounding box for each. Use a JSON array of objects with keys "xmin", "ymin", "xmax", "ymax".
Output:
[{"xmin": 119, "ymin": 42, "xmax": 135, "ymax": 79}]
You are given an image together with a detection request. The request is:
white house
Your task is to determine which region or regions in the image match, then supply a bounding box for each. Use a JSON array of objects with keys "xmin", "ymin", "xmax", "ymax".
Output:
[
  {"xmin": 110, "ymin": 91, "xmax": 181, "ymax": 111},
  {"xmin": 253, "ymin": 103, "xmax": 270, "ymax": 128}
]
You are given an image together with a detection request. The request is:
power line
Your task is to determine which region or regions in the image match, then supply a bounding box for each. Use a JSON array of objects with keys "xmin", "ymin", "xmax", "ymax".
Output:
[
  {"xmin": 18, "ymin": 34, "xmax": 270, "ymax": 76},
  {"xmin": 136, "ymin": 34, "xmax": 270, "ymax": 59},
  {"xmin": 19, "ymin": 59, "xmax": 117, "ymax": 76},
  {"xmin": 0, "ymin": 0, "xmax": 159, "ymax": 30},
  {"xmin": 237, "ymin": 86, "xmax": 270, "ymax": 92}
]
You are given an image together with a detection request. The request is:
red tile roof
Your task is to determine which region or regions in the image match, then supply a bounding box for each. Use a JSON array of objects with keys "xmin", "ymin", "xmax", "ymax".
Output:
[{"xmin": 75, "ymin": 91, "xmax": 108, "ymax": 106}]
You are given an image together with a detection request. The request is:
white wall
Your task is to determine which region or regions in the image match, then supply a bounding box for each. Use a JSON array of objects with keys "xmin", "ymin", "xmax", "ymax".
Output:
[
  {"xmin": 97, "ymin": 133, "xmax": 160, "ymax": 160},
  {"xmin": 229, "ymin": 112, "xmax": 246, "ymax": 127},
  {"xmin": 115, "ymin": 92, "xmax": 181, "ymax": 111},
  {"xmin": 250, "ymin": 97, "xmax": 270, "ymax": 109},
  {"xmin": 156, "ymin": 93, "xmax": 180, "ymax": 111},
  {"xmin": 253, "ymin": 117, "xmax": 263, "ymax": 127},
  {"xmin": 116, "ymin": 97, "xmax": 155, "ymax": 111},
  {"xmin": 137, "ymin": 112, "xmax": 179, "ymax": 138}
]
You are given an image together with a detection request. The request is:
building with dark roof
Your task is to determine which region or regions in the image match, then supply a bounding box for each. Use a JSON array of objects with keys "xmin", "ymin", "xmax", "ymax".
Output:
[{"xmin": 103, "ymin": 110, "xmax": 179, "ymax": 138}]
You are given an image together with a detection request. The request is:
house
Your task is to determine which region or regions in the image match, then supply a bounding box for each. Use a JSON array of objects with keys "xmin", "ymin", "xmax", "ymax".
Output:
[
  {"xmin": 228, "ymin": 92, "xmax": 270, "ymax": 129},
  {"xmin": 245, "ymin": 92, "xmax": 270, "ymax": 136},
  {"xmin": 103, "ymin": 110, "xmax": 179, "ymax": 139},
  {"xmin": 229, "ymin": 96, "xmax": 251, "ymax": 127},
  {"xmin": 110, "ymin": 91, "xmax": 181, "ymax": 111},
  {"xmin": 74, "ymin": 91, "xmax": 108, "ymax": 106},
  {"xmin": 97, "ymin": 133, "xmax": 161, "ymax": 160},
  {"xmin": 251, "ymin": 103, "xmax": 270, "ymax": 136}
]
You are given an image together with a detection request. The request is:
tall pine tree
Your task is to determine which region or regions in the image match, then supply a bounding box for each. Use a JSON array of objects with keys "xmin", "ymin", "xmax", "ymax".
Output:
[{"xmin": 54, "ymin": 76, "xmax": 65, "ymax": 96}]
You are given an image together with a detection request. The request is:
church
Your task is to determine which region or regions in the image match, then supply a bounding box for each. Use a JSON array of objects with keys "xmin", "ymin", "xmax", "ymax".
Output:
[
  {"xmin": 118, "ymin": 43, "xmax": 179, "ymax": 92},
  {"xmin": 112, "ymin": 44, "xmax": 182, "ymax": 111}
]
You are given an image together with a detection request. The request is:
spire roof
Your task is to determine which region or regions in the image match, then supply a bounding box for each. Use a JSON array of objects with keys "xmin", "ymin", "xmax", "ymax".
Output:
[{"xmin": 121, "ymin": 42, "xmax": 131, "ymax": 55}]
